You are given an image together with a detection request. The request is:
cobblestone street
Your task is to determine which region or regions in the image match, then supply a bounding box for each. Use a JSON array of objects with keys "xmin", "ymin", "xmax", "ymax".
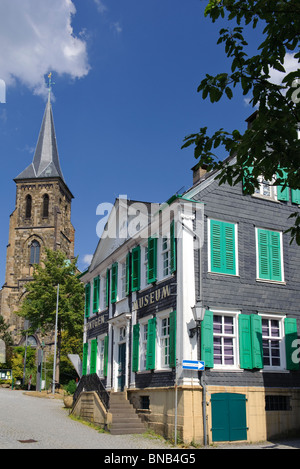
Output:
[{"xmin": 0, "ymin": 388, "xmax": 173, "ymax": 450}]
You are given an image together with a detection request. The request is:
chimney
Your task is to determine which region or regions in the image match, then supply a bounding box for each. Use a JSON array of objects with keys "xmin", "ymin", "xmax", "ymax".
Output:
[{"xmin": 192, "ymin": 163, "xmax": 208, "ymax": 185}]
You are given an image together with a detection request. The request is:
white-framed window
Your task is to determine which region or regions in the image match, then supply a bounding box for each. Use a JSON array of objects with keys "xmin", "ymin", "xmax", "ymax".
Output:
[
  {"xmin": 100, "ymin": 274, "xmax": 106, "ymax": 311},
  {"xmin": 260, "ymin": 314, "xmax": 286, "ymax": 370},
  {"xmin": 212, "ymin": 309, "xmax": 240, "ymax": 370},
  {"xmin": 119, "ymin": 261, "xmax": 126, "ymax": 300},
  {"xmin": 141, "ymin": 244, "xmax": 148, "ymax": 289},
  {"xmin": 161, "ymin": 236, "xmax": 170, "ymax": 278},
  {"xmin": 254, "ymin": 175, "xmax": 277, "ymax": 200},
  {"xmin": 157, "ymin": 313, "xmax": 171, "ymax": 369},
  {"xmin": 139, "ymin": 321, "xmax": 148, "ymax": 371},
  {"xmin": 99, "ymin": 336, "xmax": 105, "ymax": 377}
]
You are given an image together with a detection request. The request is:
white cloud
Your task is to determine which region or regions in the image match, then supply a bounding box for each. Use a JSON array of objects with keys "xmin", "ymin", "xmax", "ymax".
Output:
[
  {"xmin": 82, "ymin": 254, "xmax": 93, "ymax": 267},
  {"xmin": 93, "ymin": 0, "xmax": 107, "ymax": 14},
  {"xmin": 110, "ymin": 22, "xmax": 122, "ymax": 35},
  {"xmin": 0, "ymin": 0, "xmax": 90, "ymax": 98},
  {"xmin": 269, "ymin": 53, "xmax": 299, "ymax": 86}
]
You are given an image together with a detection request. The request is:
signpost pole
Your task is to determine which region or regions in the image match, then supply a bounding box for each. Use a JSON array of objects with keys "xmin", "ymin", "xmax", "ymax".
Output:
[{"xmin": 52, "ymin": 284, "xmax": 59, "ymax": 395}]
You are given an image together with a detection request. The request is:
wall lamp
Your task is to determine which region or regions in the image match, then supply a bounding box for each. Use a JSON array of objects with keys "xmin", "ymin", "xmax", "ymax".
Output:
[{"xmin": 189, "ymin": 304, "xmax": 206, "ymax": 338}]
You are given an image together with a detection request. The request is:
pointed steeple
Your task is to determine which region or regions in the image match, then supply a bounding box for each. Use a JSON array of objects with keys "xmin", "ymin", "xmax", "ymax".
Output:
[{"xmin": 15, "ymin": 94, "xmax": 65, "ymax": 182}]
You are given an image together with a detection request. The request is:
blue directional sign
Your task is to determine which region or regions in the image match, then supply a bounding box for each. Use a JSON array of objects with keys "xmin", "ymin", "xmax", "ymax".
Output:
[{"xmin": 182, "ymin": 360, "xmax": 205, "ymax": 371}]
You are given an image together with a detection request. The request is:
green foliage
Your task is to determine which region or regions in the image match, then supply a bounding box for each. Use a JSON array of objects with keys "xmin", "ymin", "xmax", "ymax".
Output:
[
  {"xmin": 183, "ymin": 0, "xmax": 300, "ymax": 243},
  {"xmin": 66, "ymin": 379, "xmax": 77, "ymax": 395},
  {"xmin": 11, "ymin": 346, "xmax": 36, "ymax": 382},
  {"xmin": 17, "ymin": 248, "xmax": 84, "ymax": 338}
]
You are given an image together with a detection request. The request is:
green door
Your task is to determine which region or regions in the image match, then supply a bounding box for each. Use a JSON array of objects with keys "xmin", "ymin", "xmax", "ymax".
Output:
[
  {"xmin": 118, "ymin": 343, "xmax": 126, "ymax": 391},
  {"xmin": 211, "ymin": 393, "xmax": 248, "ymax": 442}
]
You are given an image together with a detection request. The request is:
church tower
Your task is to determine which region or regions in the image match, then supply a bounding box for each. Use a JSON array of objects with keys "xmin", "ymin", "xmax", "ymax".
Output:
[{"xmin": 0, "ymin": 93, "xmax": 75, "ymax": 345}]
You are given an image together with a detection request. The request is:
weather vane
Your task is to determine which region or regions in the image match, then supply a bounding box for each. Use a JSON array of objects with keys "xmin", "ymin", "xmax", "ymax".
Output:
[{"xmin": 47, "ymin": 72, "xmax": 55, "ymax": 99}]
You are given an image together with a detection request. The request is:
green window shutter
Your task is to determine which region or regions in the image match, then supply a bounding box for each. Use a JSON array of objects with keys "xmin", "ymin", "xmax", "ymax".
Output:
[
  {"xmin": 131, "ymin": 246, "xmax": 141, "ymax": 292},
  {"xmin": 103, "ymin": 335, "xmax": 109, "ymax": 377},
  {"xmin": 238, "ymin": 314, "xmax": 253, "ymax": 369},
  {"xmin": 82, "ymin": 342, "xmax": 88, "ymax": 376},
  {"xmin": 201, "ymin": 310, "xmax": 214, "ymax": 368},
  {"xmin": 170, "ymin": 220, "xmax": 176, "ymax": 273},
  {"xmin": 285, "ymin": 318, "xmax": 299, "ymax": 371},
  {"xmin": 242, "ymin": 163, "xmax": 254, "ymax": 193},
  {"xmin": 277, "ymin": 169, "xmax": 289, "ymax": 202},
  {"xmin": 93, "ymin": 276, "xmax": 100, "ymax": 313},
  {"xmin": 257, "ymin": 229, "xmax": 270, "ymax": 279},
  {"xmin": 106, "ymin": 269, "xmax": 110, "ymax": 307},
  {"xmin": 132, "ymin": 323, "xmax": 140, "ymax": 372},
  {"xmin": 269, "ymin": 231, "xmax": 282, "ymax": 281},
  {"xmin": 250, "ymin": 314, "xmax": 263, "ymax": 369},
  {"xmin": 169, "ymin": 310, "xmax": 176, "ymax": 368},
  {"xmin": 210, "ymin": 220, "xmax": 236, "ymax": 275},
  {"xmin": 291, "ymin": 189, "xmax": 300, "ymax": 205},
  {"xmin": 125, "ymin": 252, "xmax": 130, "ymax": 296},
  {"xmin": 147, "ymin": 237, "xmax": 157, "ymax": 283},
  {"xmin": 257, "ymin": 229, "xmax": 282, "ymax": 281},
  {"xmin": 146, "ymin": 317, "xmax": 156, "ymax": 370},
  {"xmin": 111, "ymin": 262, "xmax": 118, "ymax": 303},
  {"xmin": 85, "ymin": 283, "xmax": 91, "ymax": 318},
  {"xmin": 90, "ymin": 339, "xmax": 98, "ymax": 374}
]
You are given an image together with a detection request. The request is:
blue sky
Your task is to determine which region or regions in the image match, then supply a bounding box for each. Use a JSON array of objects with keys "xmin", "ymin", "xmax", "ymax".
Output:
[{"xmin": 0, "ymin": 0, "xmax": 292, "ymax": 283}]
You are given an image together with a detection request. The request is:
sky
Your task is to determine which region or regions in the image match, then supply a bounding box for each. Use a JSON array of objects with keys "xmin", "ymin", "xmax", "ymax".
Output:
[{"xmin": 0, "ymin": 0, "xmax": 296, "ymax": 283}]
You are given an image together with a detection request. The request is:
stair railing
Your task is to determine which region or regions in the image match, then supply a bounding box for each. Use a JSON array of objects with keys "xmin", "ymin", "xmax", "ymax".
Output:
[{"xmin": 73, "ymin": 374, "xmax": 110, "ymax": 411}]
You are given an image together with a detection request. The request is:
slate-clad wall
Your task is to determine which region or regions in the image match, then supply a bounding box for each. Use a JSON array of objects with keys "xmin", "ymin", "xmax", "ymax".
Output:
[{"xmin": 192, "ymin": 178, "xmax": 300, "ymax": 388}]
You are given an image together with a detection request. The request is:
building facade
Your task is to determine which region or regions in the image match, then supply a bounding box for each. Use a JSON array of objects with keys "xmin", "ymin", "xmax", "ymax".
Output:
[
  {"xmin": 0, "ymin": 95, "xmax": 75, "ymax": 346},
  {"xmin": 80, "ymin": 154, "xmax": 300, "ymax": 443}
]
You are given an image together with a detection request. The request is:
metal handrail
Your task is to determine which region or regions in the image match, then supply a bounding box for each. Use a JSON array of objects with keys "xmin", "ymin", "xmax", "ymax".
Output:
[{"xmin": 73, "ymin": 374, "xmax": 110, "ymax": 411}]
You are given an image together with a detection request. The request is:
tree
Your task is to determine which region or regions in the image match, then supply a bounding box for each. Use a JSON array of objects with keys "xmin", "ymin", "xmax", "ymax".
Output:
[
  {"xmin": 182, "ymin": 0, "xmax": 300, "ymax": 243},
  {"xmin": 0, "ymin": 316, "xmax": 13, "ymax": 369},
  {"xmin": 17, "ymin": 249, "xmax": 85, "ymax": 383}
]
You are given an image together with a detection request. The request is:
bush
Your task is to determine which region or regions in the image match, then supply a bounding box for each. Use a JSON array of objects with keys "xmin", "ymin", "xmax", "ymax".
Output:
[{"xmin": 66, "ymin": 379, "xmax": 77, "ymax": 395}]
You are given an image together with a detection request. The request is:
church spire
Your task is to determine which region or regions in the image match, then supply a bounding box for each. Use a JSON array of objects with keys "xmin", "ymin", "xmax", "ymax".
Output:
[{"xmin": 15, "ymin": 76, "xmax": 65, "ymax": 182}]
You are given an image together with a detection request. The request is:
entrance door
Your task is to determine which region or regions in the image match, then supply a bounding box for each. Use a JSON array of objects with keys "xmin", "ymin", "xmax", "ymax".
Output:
[
  {"xmin": 117, "ymin": 343, "xmax": 126, "ymax": 391},
  {"xmin": 211, "ymin": 393, "xmax": 248, "ymax": 442}
]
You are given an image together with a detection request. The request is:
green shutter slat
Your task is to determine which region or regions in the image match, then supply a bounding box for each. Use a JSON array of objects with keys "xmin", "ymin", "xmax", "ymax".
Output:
[
  {"xmin": 201, "ymin": 310, "xmax": 214, "ymax": 368},
  {"xmin": 125, "ymin": 252, "xmax": 130, "ymax": 296},
  {"xmin": 291, "ymin": 189, "xmax": 300, "ymax": 205},
  {"xmin": 82, "ymin": 343, "xmax": 88, "ymax": 376},
  {"xmin": 93, "ymin": 276, "xmax": 100, "ymax": 313},
  {"xmin": 111, "ymin": 263, "xmax": 118, "ymax": 303},
  {"xmin": 106, "ymin": 269, "xmax": 110, "ymax": 307},
  {"xmin": 90, "ymin": 339, "xmax": 98, "ymax": 374},
  {"xmin": 170, "ymin": 220, "xmax": 176, "ymax": 273},
  {"xmin": 270, "ymin": 231, "xmax": 282, "ymax": 281},
  {"xmin": 242, "ymin": 163, "xmax": 254, "ymax": 193},
  {"xmin": 169, "ymin": 311, "xmax": 176, "ymax": 368},
  {"xmin": 103, "ymin": 335, "xmax": 109, "ymax": 377},
  {"xmin": 131, "ymin": 246, "xmax": 141, "ymax": 292},
  {"xmin": 277, "ymin": 169, "xmax": 289, "ymax": 202},
  {"xmin": 85, "ymin": 283, "xmax": 91, "ymax": 318},
  {"xmin": 132, "ymin": 323, "xmax": 140, "ymax": 372},
  {"xmin": 250, "ymin": 314, "xmax": 263, "ymax": 369},
  {"xmin": 285, "ymin": 318, "xmax": 299, "ymax": 371},
  {"xmin": 147, "ymin": 237, "xmax": 157, "ymax": 283},
  {"xmin": 238, "ymin": 314, "xmax": 253, "ymax": 369},
  {"xmin": 146, "ymin": 317, "xmax": 156, "ymax": 370}
]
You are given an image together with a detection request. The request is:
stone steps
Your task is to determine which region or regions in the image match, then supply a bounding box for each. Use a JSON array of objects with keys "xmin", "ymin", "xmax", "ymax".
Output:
[{"xmin": 109, "ymin": 392, "xmax": 145, "ymax": 435}]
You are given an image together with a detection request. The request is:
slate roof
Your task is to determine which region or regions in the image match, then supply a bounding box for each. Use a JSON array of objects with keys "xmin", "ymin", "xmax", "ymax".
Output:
[{"xmin": 15, "ymin": 94, "xmax": 65, "ymax": 182}]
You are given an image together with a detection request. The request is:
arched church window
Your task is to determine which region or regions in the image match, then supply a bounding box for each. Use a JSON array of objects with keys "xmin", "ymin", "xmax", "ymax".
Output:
[
  {"xmin": 43, "ymin": 194, "xmax": 49, "ymax": 218},
  {"xmin": 27, "ymin": 336, "xmax": 37, "ymax": 347},
  {"xmin": 25, "ymin": 195, "xmax": 32, "ymax": 219},
  {"xmin": 30, "ymin": 240, "xmax": 40, "ymax": 265}
]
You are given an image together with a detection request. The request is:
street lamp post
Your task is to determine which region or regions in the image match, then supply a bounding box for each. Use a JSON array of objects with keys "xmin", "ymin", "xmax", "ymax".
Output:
[{"xmin": 52, "ymin": 284, "xmax": 59, "ymax": 395}]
